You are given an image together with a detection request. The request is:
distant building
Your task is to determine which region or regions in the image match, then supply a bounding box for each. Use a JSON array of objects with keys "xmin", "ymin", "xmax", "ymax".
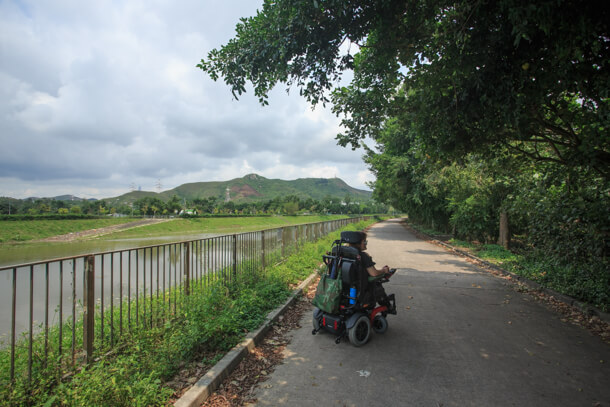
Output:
[
  {"xmin": 225, "ymin": 187, "xmax": 231, "ymax": 202},
  {"xmin": 179, "ymin": 209, "xmax": 198, "ymax": 216}
]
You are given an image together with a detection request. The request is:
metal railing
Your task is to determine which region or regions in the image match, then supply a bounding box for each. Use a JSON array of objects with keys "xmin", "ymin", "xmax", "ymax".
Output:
[{"xmin": 0, "ymin": 216, "xmax": 368, "ymax": 384}]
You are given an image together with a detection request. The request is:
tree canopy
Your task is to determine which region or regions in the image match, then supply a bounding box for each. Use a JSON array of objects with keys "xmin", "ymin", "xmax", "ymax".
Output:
[
  {"xmin": 199, "ymin": 0, "xmax": 609, "ymax": 310},
  {"xmin": 199, "ymin": 0, "xmax": 609, "ymax": 177}
]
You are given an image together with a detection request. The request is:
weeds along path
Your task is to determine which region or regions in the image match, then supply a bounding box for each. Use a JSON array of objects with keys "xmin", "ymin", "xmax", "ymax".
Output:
[{"xmin": 37, "ymin": 218, "xmax": 173, "ymax": 242}]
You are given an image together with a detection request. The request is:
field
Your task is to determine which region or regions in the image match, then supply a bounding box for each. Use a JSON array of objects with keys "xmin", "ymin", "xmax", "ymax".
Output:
[
  {"xmin": 98, "ymin": 215, "xmax": 350, "ymax": 239},
  {"xmin": 0, "ymin": 215, "xmax": 351, "ymax": 244},
  {"xmin": 0, "ymin": 218, "xmax": 137, "ymax": 243}
]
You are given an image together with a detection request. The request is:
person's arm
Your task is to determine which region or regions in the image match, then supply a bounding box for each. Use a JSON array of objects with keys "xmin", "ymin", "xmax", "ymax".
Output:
[{"xmin": 366, "ymin": 264, "xmax": 389, "ymax": 277}]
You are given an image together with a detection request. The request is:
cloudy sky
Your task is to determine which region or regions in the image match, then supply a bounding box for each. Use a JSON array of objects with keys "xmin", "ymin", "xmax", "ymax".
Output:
[{"xmin": 0, "ymin": 0, "xmax": 373, "ymax": 200}]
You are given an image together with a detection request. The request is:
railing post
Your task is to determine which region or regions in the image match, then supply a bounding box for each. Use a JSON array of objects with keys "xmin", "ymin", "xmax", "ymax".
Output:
[
  {"xmin": 232, "ymin": 234, "xmax": 237, "ymax": 280},
  {"xmin": 281, "ymin": 227, "xmax": 285, "ymax": 258},
  {"xmin": 184, "ymin": 243, "xmax": 190, "ymax": 296},
  {"xmin": 83, "ymin": 255, "xmax": 95, "ymax": 364},
  {"xmin": 10, "ymin": 268, "xmax": 16, "ymax": 382},
  {"xmin": 261, "ymin": 230, "xmax": 266, "ymax": 270}
]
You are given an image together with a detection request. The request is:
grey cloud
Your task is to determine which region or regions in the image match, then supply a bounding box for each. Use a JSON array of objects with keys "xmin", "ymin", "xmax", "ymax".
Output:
[{"xmin": 0, "ymin": 0, "xmax": 372, "ymax": 199}]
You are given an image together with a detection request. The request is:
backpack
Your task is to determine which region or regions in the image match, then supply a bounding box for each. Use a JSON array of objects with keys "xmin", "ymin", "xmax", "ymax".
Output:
[
  {"xmin": 312, "ymin": 266, "xmax": 343, "ymax": 313},
  {"xmin": 312, "ymin": 241, "xmax": 362, "ymax": 314}
]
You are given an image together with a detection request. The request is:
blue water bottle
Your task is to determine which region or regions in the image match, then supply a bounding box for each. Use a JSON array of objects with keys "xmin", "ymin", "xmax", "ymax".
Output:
[{"xmin": 349, "ymin": 287, "xmax": 357, "ymax": 304}]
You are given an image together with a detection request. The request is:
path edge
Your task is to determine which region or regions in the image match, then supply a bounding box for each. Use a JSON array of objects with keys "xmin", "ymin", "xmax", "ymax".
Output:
[{"xmin": 174, "ymin": 272, "xmax": 318, "ymax": 407}]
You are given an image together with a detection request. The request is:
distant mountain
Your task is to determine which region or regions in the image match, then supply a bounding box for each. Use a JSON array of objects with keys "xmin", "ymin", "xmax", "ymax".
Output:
[
  {"xmin": 105, "ymin": 174, "xmax": 372, "ymax": 206},
  {"xmin": 22, "ymin": 195, "xmax": 97, "ymax": 202},
  {"xmin": 53, "ymin": 195, "xmax": 97, "ymax": 202}
]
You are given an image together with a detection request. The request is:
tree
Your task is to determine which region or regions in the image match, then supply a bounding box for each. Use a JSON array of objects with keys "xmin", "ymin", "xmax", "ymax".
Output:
[
  {"xmin": 199, "ymin": 0, "xmax": 609, "ymax": 177},
  {"xmin": 133, "ymin": 197, "xmax": 166, "ymax": 216},
  {"xmin": 193, "ymin": 197, "xmax": 218, "ymax": 214},
  {"xmin": 167, "ymin": 195, "xmax": 182, "ymax": 214},
  {"xmin": 283, "ymin": 201, "xmax": 299, "ymax": 215},
  {"xmin": 199, "ymin": 0, "xmax": 609, "ymax": 281}
]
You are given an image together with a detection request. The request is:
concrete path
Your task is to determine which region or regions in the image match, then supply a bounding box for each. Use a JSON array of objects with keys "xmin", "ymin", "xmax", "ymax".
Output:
[{"xmin": 251, "ymin": 219, "xmax": 610, "ymax": 407}]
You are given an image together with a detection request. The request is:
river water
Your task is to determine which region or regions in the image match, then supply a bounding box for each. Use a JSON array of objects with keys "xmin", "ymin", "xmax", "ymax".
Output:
[
  {"xmin": 0, "ymin": 232, "xmax": 225, "ymax": 344},
  {"xmin": 0, "ymin": 233, "xmax": 221, "ymax": 268}
]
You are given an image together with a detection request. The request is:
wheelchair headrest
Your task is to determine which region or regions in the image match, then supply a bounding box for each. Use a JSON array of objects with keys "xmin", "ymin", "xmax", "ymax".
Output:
[
  {"xmin": 341, "ymin": 231, "xmax": 365, "ymax": 244},
  {"xmin": 331, "ymin": 245, "xmax": 360, "ymax": 259}
]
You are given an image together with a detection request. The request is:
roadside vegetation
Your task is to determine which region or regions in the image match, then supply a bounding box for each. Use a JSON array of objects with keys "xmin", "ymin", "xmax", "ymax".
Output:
[
  {"xmin": 0, "ymin": 219, "xmax": 374, "ymax": 406},
  {"xmin": 408, "ymin": 222, "xmax": 609, "ymax": 312}
]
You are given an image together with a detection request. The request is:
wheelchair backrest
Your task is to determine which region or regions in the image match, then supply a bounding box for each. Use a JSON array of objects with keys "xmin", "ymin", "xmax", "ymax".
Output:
[
  {"xmin": 330, "ymin": 246, "xmax": 360, "ymax": 286},
  {"xmin": 324, "ymin": 239, "xmax": 369, "ymax": 303}
]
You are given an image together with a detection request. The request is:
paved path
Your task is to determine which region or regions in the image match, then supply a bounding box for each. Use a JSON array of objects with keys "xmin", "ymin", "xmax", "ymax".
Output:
[{"xmin": 252, "ymin": 219, "xmax": 610, "ymax": 406}]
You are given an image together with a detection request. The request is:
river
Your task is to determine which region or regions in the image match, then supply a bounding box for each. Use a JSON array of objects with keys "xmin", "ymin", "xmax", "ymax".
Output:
[
  {"xmin": 0, "ymin": 232, "xmax": 227, "ymax": 344},
  {"xmin": 0, "ymin": 232, "xmax": 222, "ymax": 268}
]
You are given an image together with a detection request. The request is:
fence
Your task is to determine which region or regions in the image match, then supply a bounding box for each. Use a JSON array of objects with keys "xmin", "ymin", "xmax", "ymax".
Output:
[{"xmin": 0, "ymin": 216, "xmax": 369, "ymax": 384}]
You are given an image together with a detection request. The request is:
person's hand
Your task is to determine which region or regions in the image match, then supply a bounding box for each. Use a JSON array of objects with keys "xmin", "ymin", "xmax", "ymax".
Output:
[{"xmin": 384, "ymin": 267, "xmax": 396, "ymax": 278}]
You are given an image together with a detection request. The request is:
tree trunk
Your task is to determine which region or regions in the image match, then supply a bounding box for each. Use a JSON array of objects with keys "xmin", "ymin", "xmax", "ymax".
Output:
[{"xmin": 497, "ymin": 210, "xmax": 510, "ymax": 249}]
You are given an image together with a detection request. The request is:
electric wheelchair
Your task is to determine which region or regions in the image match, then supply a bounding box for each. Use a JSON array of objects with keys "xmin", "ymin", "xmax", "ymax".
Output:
[{"xmin": 312, "ymin": 231, "xmax": 396, "ymax": 346}]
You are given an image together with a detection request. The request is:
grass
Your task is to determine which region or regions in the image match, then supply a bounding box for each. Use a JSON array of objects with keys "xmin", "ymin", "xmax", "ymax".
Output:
[
  {"xmin": 448, "ymin": 239, "xmax": 521, "ymax": 265},
  {"xmin": 0, "ymin": 219, "xmax": 375, "ymax": 406},
  {"xmin": 0, "ymin": 215, "xmax": 351, "ymax": 244},
  {"xmin": 0, "ymin": 218, "xmax": 138, "ymax": 243},
  {"xmin": 97, "ymin": 215, "xmax": 351, "ymax": 240}
]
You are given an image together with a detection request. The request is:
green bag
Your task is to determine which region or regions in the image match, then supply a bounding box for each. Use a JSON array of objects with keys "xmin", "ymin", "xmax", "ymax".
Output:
[{"xmin": 312, "ymin": 272, "xmax": 342, "ymax": 314}]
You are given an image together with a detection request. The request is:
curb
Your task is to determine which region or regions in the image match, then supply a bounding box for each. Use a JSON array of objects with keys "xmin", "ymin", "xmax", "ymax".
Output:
[
  {"xmin": 174, "ymin": 272, "xmax": 319, "ymax": 407},
  {"xmin": 402, "ymin": 221, "xmax": 610, "ymax": 325}
]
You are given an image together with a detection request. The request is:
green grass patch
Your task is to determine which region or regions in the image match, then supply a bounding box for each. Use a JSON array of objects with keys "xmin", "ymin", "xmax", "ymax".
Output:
[
  {"xmin": 99, "ymin": 215, "xmax": 350, "ymax": 240},
  {"xmin": 448, "ymin": 240, "xmax": 520, "ymax": 265},
  {"xmin": 0, "ymin": 215, "xmax": 351, "ymax": 244},
  {"xmin": 0, "ymin": 218, "xmax": 139, "ymax": 243},
  {"xmin": 447, "ymin": 238, "xmax": 476, "ymax": 250}
]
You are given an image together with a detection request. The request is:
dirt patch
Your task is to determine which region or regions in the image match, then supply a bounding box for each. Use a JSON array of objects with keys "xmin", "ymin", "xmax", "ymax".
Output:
[
  {"xmin": 229, "ymin": 185, "xmax": 263, "ymax": 200},
  {"xmin": 38, "ymin": 218, "xmax": 172, "ymax": 242}
]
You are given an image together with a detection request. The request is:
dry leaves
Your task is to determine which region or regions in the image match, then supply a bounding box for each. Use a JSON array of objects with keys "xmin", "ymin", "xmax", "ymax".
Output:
[{"xmin": 200, "ymin": 286, "xmax": 317, "ymax": 407}]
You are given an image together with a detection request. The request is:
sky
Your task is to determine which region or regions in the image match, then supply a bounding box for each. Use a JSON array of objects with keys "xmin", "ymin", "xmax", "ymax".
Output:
[{"xmin": 0, "ymin": 0, "xmax": 374, "ymax": 200}]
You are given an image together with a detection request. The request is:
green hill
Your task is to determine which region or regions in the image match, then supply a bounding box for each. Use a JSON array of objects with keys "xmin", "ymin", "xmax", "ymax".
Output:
[{"xmin": 106, "ymin": 174, "xmax": 372, "ymax": 206}]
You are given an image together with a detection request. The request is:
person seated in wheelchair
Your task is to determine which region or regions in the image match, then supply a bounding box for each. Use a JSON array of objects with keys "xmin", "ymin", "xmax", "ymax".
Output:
[{"xmin": 345, "ymin": 231, "xmax": 396, "ymax": 314}]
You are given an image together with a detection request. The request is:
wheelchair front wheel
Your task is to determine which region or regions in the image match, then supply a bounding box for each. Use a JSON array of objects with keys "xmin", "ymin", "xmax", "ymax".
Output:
[
  {"xmin": 372, "ymin": 315, "xmax": 388, "ymax": 334},
  {"xmin": 348, "ymin": 315, "xmax": 371, "ymax": 346}
]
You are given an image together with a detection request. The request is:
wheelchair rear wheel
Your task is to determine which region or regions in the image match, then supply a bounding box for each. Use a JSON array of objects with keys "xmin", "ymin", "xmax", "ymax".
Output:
[{"xmin": 348, "ymin": 315, "xmax": 371, "ymax": 346}]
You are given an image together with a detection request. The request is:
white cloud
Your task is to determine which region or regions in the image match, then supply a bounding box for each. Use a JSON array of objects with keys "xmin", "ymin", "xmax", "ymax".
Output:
[{"xmin": 0, "ymin": 0, "xmax": 373, "ymax": 200}]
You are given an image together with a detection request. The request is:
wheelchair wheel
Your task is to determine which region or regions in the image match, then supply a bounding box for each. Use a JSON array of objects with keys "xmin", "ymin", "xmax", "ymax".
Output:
[
  {"xmin": 312, "ymin": 314, "xmax": 325, "ymax": 333},
  {"xmin": 348, "ymin": 315, "xmax": 371, "ymax": 346},
  {"xmin": 372, "ymin": 315, "xmax": 388, "ymax": 334}
]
